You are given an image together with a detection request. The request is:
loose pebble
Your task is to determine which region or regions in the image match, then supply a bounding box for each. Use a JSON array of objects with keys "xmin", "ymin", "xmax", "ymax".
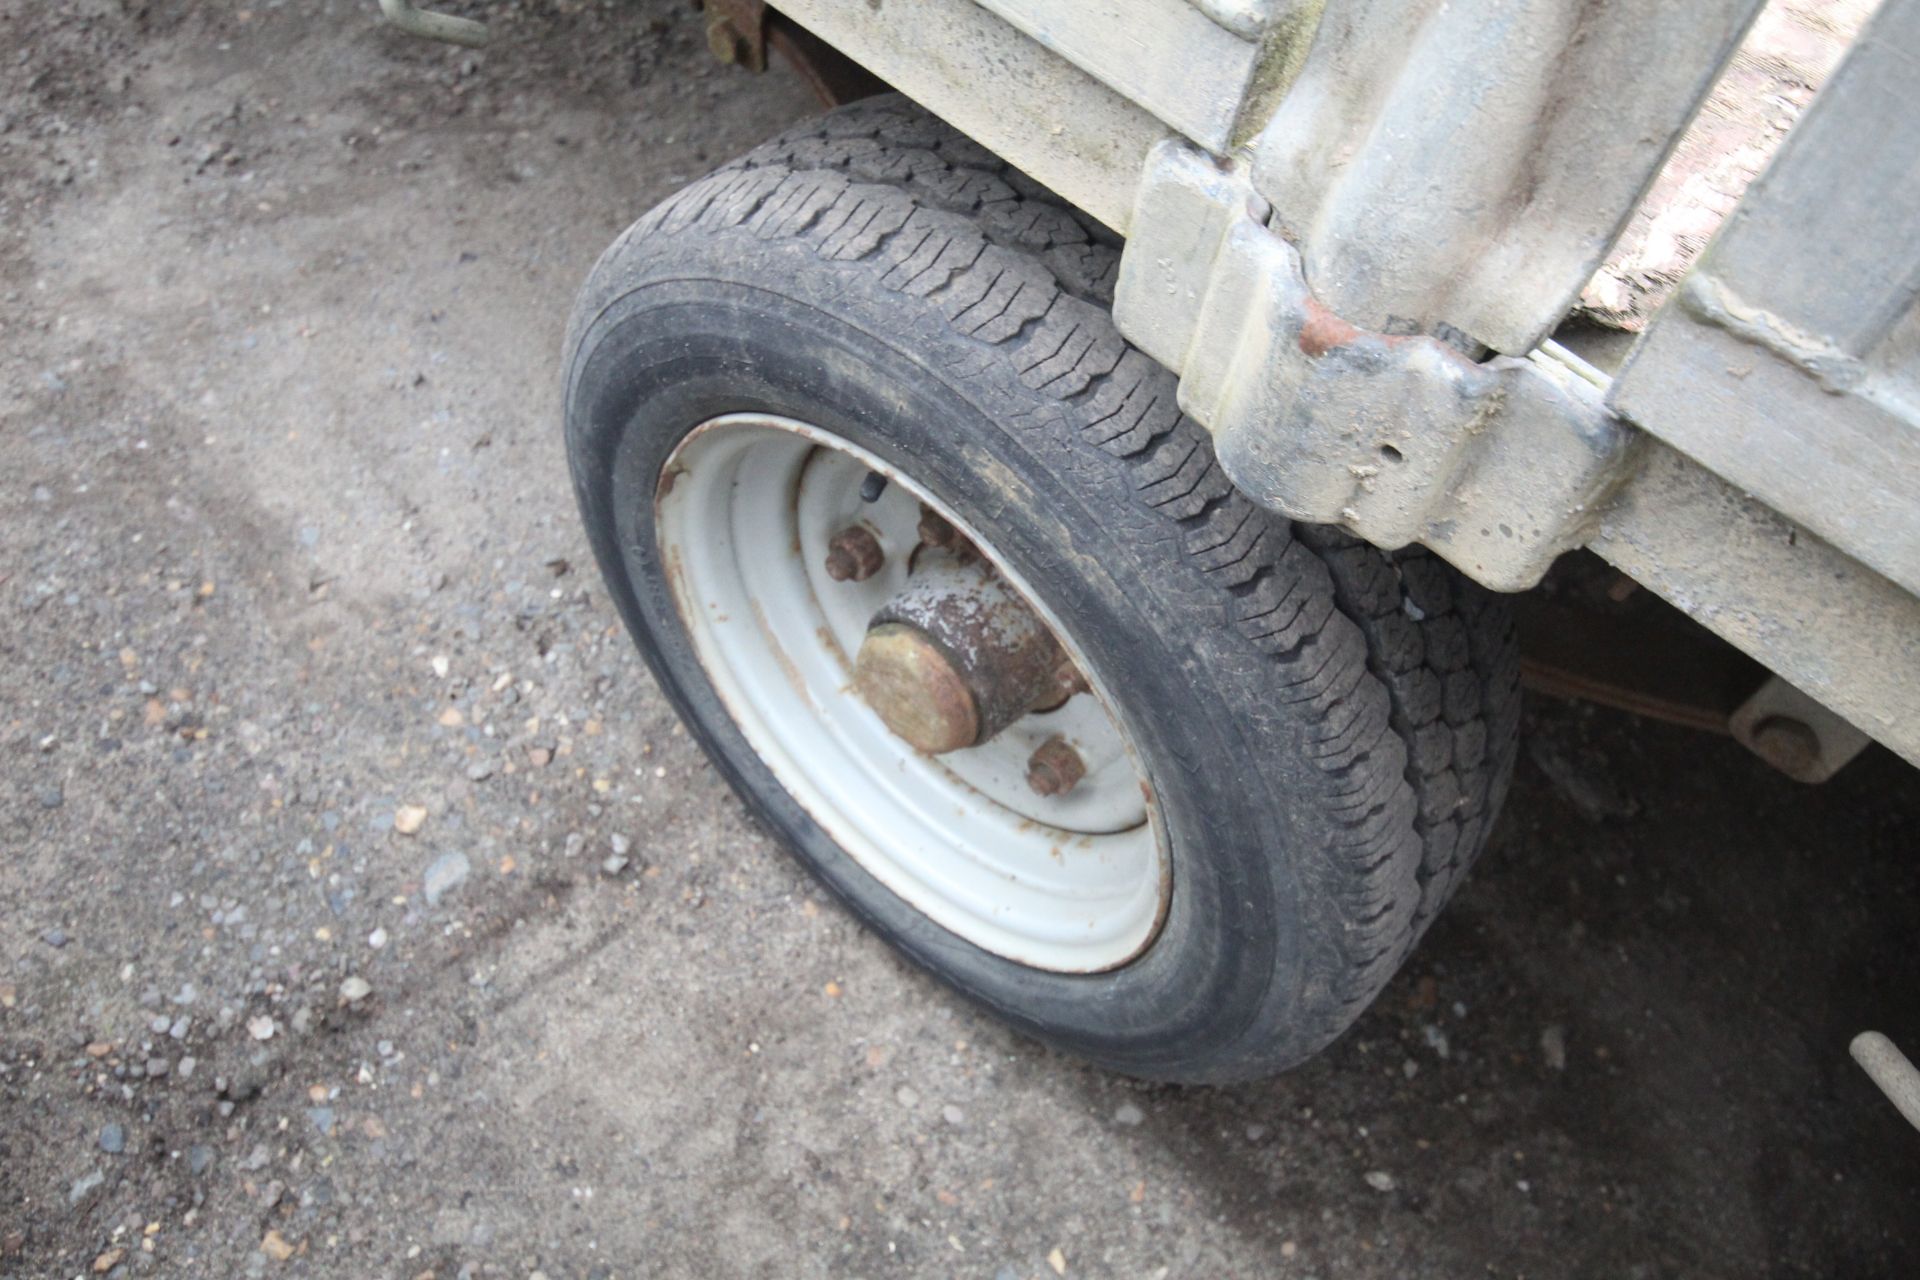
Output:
[
  {"xmin": 422, "ymin": 851, "xmax": 471, "ymax": 905},
  {"xmin": 1541, "ymin": 1024, "xmax": 1569, "ymax": 1072}
]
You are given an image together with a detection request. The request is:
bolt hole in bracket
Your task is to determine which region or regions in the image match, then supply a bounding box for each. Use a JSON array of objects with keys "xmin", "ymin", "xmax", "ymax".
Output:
[{"xmin": 1113, "ymin": 139, "xmax": 1640, "ymax": 594}]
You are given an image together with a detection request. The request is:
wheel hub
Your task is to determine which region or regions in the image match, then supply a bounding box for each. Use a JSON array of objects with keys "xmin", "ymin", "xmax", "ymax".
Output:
[
  {"xmin": 852, "ymin": 623, "xmax": 980, "ymax": 754},
  {"xmin": 852, "ymin": 546, "xmax": 1072, "ymax": 756},
  {"xmin": 653, "ymin": 414, "xmax": 1167, "ymax": 972}
]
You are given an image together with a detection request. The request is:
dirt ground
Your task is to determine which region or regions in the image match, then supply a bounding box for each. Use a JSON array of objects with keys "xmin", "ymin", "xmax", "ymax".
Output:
[{"xmin": 3, "ymin": 3, "xmax": 1918, "ymax": 1278}]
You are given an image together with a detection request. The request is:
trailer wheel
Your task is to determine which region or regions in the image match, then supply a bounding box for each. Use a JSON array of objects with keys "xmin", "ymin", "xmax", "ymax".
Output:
[{"xmin": 564, "ymin": 97, "xmax": 1520, "ymax": 1082}]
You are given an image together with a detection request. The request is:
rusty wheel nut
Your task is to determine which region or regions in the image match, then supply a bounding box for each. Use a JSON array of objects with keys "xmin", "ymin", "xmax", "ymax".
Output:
[
  {"xmin": 1052, "ymin": 662, "xmax": 1090, "ymax": 701},
  {"xmin": 1030, "ymin": 661, "xmax": 1090, "ymax": 715},
  {"xmin": 916, "ymin": 505, "xmax": 958, "ymax": 550},
  {"xmin": 1026, "ymin": 736, "xmax": 1086, "ymax": 798},
  {"xmin": 823, "ymin": 526, "xmax": 885, "ymax": 582}
]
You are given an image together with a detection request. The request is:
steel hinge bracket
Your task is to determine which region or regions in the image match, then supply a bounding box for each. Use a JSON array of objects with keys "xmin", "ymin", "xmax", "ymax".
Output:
[{"xmin": 1114, "ymin": 139, "xmax": 1641, "ymax": 592}]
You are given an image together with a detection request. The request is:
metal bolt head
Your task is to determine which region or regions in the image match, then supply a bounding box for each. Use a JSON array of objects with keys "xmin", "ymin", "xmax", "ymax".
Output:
[
  {"xmin": 1751, "ymin": 715, "xmax": 1821, "ymax": 778},
  {"xmin": 853, "ymin": 623, "xmax": 980, "ymax": 754},
  {"xmin": 824, "ymin": 526, "xmax": 885, "ymax": 582},
  {"xmin": 1028, "ymin": 661, "xmax": 1089, "ymax": 716},
  {"xmin": 704, "ymin": 12, "xmax": 743, "ymax": 64},
  {"xmin": 1026, "ymin": 736, "xmax": 1086, "ymax": 797}
]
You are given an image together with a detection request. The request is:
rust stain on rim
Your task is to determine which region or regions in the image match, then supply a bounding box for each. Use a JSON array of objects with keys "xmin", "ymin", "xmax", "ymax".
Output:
[{"xmin": 747, "ymin": 596, "xmax": 810, "ymax": 703}]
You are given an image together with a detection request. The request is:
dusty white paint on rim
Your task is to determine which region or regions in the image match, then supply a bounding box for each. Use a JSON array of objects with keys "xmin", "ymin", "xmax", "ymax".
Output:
[{"xmin": 656, "ymin": 413, "xmax": 1168, "ymax": 972}]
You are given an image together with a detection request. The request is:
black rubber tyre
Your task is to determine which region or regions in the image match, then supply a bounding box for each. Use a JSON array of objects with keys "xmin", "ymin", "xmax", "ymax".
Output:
[{"xmin": 564, "ymin": 96, "xmax": 1521, "ymax": 1083}]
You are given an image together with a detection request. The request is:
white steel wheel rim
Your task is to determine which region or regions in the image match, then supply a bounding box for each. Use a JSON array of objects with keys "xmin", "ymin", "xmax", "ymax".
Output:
[{"xmin": 656, "ymin": 413, "xmax": 1169, "ymax": 973}]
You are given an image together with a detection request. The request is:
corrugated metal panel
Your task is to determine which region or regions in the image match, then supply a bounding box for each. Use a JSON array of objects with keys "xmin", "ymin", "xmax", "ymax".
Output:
[
  {"xmin": 1610, "ymin": 0, "xmax": 1920, "ymax": 598},
  {"xmin": 974, "ymin": 0, "xmax": 1263, "ymax": 152}
]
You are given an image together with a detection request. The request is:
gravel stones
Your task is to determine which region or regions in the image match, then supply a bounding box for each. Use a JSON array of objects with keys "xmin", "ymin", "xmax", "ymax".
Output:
[
  {"xmin": 422, "ymin": 850, "xmax": 471, "ymax": 905},
  {"xmin": 68, "ymin": 1170, "xmax": 104, "ymax": 1205},
  {"xmin": 260, "ymin": 1229, "xmax": 296, "ymax": 1262},
  {"xmin": 429, "ymin": 1209, "xmax": 473, "ymax": 1247}
]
